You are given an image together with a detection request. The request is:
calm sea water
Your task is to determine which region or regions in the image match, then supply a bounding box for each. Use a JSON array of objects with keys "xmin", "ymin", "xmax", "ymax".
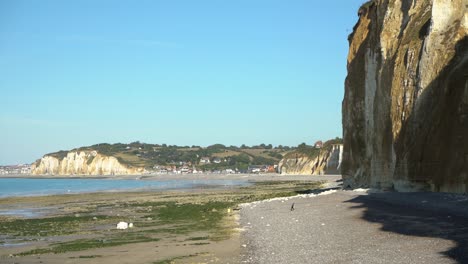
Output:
[{"xmin": 0, "ymin": 178, "xmax": 250, "ymax": 198}]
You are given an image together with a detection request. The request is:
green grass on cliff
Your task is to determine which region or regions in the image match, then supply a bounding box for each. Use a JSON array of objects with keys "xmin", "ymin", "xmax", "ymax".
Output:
[
  {"xmin": 42, "ymin": 140, "xmax": 341, "ymax": 170},
  {"xmin": 283, "ymin": 138, "xmax": 343, "ymax": 160},
  {"xmin": 47, "ymin": 150, "xmax": 69, "ymax": 160},
  {"xmin": 44, "ymin": 143, "xmax": 286, "ymax": 169},
  {"xmin": 359, "ymin": 0, "xmax": 374, "ymax": 11}
]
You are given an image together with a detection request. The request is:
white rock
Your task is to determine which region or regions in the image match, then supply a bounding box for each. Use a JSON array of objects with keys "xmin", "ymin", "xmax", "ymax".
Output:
[
  {"xmin": 353, "ymin": 188, "xmax": 369, "ymax": 193},
  {"xmin": 116, "ymin": 221, "xmax": 128, "ymax": 230}
]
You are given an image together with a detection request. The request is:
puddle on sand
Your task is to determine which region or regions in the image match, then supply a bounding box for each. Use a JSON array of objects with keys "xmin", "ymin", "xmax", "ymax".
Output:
[
  {"xmin": 0, "ymin": 235, "xmax": 33, "ymax": 248},
  {"xmin": 0, "ymin": 207, "xmax": 54, "ymax": 218},
  {"xmin": 1, "ymin": 242, "xmax": 31, "ymax": 247}
]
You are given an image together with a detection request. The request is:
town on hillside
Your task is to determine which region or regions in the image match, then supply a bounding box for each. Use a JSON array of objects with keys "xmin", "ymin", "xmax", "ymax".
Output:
[
  {"xmin": 2, "ymin": 139, "xmax": 343, "ymax": 175},
  {"xmin": 0, "ymin": 164, "xmax": 32, "ymax": 175}
]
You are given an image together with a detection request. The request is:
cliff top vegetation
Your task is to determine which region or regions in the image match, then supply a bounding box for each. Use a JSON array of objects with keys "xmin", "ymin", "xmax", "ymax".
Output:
[
  {"xmin": 43, "ymin": 139, "xmax": 342, "ymax": 170},
  {"xmin": 283, "ymin": 138, "xmax": 343, "ymax": 160},
  {"xmin": 44, "ymin": 143, "xmax": 290, "ymax": 170}
]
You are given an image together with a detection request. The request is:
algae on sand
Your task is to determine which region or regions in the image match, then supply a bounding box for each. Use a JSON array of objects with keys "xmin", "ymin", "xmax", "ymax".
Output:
[{"xmin": 3, "ymin": 180, "xmax": 325, "ymax": 258}]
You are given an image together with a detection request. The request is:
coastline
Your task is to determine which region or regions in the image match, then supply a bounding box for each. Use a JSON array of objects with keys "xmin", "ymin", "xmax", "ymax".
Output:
[
  {"xmin": 0, "ymin": 173, "xmax": 341, "ymax": 182},
  {"xmin": 0, "ymin": 177, "xmax": 334, "ymax": 264},
  {"xmin": 4, "ymin": 175, "xmax": 466, "ymax": 263},
  {"xmin": 0, "ymin": 174, "xmax": 341, "ymax": 199}
]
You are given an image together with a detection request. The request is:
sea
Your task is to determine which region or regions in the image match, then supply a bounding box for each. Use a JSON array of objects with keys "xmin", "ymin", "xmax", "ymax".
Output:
[{"xmin": 0, "ymin": 177, "xmax": 250, "ymax": 198}]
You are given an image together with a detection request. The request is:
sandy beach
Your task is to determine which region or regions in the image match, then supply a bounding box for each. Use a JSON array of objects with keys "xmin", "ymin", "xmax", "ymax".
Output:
[
  {"xmin": 2, "ymin": 174, "xmax": 467, "ymax": 264},
  {"xmin": 0, "ymin": 175, "xmax": 334, "ymax": 264}
]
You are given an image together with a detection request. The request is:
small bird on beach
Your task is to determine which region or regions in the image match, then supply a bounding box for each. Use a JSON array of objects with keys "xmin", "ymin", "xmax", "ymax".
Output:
[{"xmin": 290, "ymin": 202, "xmax": 295, "ymax": 211}]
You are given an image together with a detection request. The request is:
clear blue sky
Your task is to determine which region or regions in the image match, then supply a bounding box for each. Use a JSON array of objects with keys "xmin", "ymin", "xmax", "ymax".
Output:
[{"xmin": 0, "ymin": 0, "xmax": 365, "ymax": 165}]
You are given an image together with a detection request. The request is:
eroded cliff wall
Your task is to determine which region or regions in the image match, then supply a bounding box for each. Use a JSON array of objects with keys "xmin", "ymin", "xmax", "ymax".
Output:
[
  {"xmin": 343, "ymin": 0, "xmax": 468, "ymax": 192},
  {"xmin": 32, "ymin": 151, "xmax": 141, "ymax": 175},
  {"xmin": 279, "ymin": 145, "xmax": 343, "ymax": 175}
]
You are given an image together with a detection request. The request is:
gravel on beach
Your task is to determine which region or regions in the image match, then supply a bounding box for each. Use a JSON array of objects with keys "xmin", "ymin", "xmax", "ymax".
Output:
[{"xmin": 239, "ymin": 189, "xmax": 468, "ymax": 264}]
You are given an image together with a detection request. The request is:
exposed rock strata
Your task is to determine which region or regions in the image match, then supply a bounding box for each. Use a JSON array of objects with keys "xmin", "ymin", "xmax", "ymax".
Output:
[
  {"xmin": 278, "ymin": 145, "xmax": 343, "ymax": 175},
  {"xmin": 342, "ymin": 0, "xmax": 468, "ymax": 192},
  {"xmin": 32, "ymin": 151, "xmax": 141, "ymax": 175}
]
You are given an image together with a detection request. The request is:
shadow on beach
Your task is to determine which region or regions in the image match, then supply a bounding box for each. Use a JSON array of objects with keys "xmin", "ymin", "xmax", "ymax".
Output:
[{"xmin": 346, "ymin": 193, "xmax": 468, "ymax": 263}]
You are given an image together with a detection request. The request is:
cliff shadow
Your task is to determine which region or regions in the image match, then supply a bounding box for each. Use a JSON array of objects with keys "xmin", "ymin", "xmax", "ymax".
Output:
[
  {"xmin": 343, "ymin": 36, "xmax": 468, "ymax": 263},
  {"xmin": 346, "ymin": 193, "xmax": 468, "ymax": 263},
  {"xmin": 393, "ymin": 36, "xmax": 468, "ymax": 192}
]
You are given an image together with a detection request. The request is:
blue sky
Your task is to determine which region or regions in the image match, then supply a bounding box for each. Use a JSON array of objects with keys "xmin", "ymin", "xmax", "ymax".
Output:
[{"xmin": 0, "ymin": 0, "xmax": 365, "ymax": 165}]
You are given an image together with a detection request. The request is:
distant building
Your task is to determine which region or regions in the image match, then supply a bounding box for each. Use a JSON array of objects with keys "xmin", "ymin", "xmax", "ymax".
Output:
[
  {"xmin": 0, "ymin": 164, "xmax": 32, "ymax": 175},
  {"xmin": 200, "ymin": 157, "xmax": 211, "ymax": 164},
  {"xmin": 248, "ymin": 165, "xmax": 264, "ymax": 174},
  {"xmin": 314, "ymin": 140, "xmax": 323, "ymax": 149},
  {"xmin": 266, "ymin": 165, "xmax": 276, "ymax": 173},
  {"xmin": 213, "ymin": 158, "xmax": 222, "ymax": 164},
  {"xmin": 180, "ymin": 166, "xmax": 191, "ymax": 174},
  {"xmin": 20, "ymin": 166, "xmax": 31, "ymax": 174}
]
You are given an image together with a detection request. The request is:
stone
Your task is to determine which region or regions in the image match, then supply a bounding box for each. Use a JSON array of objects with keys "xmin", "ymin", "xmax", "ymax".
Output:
[{"xmin": 116, "ymin": 221, "xmax": 128, "ymax": 230}]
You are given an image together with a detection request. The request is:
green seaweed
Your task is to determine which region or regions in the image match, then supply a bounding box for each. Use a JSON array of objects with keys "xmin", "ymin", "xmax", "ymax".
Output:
[
  {"xmin": 0, "ymin": 215, "xmax": 114, "ymax": 237},
  {"xmin": 19, "ymin": 235, "xmax": 160, "ymax": 256},
  {"xmin": 12, "ymin": 180, "xmax": 324, "ymax": 256}
]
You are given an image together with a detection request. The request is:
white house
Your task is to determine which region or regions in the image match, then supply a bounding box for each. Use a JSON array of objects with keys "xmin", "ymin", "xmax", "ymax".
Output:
[{"xmin": 200, "ymin": 157, "xmax": 211, "ymax": 164}]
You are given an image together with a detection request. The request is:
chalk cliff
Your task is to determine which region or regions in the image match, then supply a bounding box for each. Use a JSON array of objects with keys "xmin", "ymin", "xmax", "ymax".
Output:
[
  {"xmin": 278, "ymin": 145, "xmax": 343, "ymax": 175},
  {"xmin": 342, "ymin": 0, "xmax": 468, "ymax": 192},
  {"xmin": 32, "ymin": 151, "xmax": 141, "ymax": 175}
]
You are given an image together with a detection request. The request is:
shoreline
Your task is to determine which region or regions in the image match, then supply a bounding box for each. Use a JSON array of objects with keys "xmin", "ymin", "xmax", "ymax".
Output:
[
  {"xmin": 0, "ymin": 175, "xmax": 341, "ymax": 200},
  {"xmin": 0, "ymin": 173, "xmax": 341, "ymax": 181},
  {"xmin": 0, "ymin": 178, "xmax": 333, "ymax": 264}
]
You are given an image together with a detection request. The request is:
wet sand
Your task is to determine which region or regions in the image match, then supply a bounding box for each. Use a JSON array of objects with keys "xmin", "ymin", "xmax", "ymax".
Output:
[{"xmin": 0, "ymin": 175, "xmax": 335, "ymax": 264}]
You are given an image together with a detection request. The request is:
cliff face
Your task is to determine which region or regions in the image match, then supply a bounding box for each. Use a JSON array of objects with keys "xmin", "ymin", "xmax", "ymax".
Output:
[
  {"xmin": 279, "ymin": 145, "xmax": 343, "ymax": 175},
  {"xmin": 343, "ymin": 0, "xmax": 468, "ymax": 192},
  {"xmin": 32, "ymin": 151, "xmax": 141, "ymax": 175}
]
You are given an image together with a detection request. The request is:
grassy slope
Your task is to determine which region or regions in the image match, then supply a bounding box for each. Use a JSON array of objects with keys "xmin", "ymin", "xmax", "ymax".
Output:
[
  {"xmin": 43, "ymin": 143, "xmax": 288, "ymax": 170},
  {"xmin": 41, "ymin": 139, "xmax": 342, "ymax": 170},
  {"xmin": 283, "ymin": 138, "xmax": 343, "ymax": 160}
]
